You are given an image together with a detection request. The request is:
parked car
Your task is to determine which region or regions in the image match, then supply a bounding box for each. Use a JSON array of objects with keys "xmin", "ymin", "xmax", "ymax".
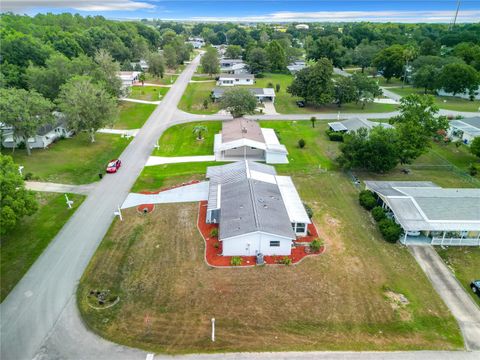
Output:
[
  {"xmin": 106, "ymin": 159, "xmax": 122, "ymax": 173},
  {"xmin": 471, "ymin": 280, "xmax": 480, "ymax": 298},
  {"xmin": 296, "ymin": 100, "xmax": 305, "ymax": 108}
]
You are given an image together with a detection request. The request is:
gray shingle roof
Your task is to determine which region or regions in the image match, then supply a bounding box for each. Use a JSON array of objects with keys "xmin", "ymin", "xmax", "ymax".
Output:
[
  {"xmin": 222, "ymin": 118, "xmax": 265, "ymax": 143},
  {"xmin": 328, "ymin": 118, "xmax": 393, "ymax": 133}
]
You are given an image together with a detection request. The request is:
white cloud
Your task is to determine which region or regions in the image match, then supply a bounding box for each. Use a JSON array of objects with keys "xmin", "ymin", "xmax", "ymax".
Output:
[
  {"xmin": 1, "ymin": 0, "xmax": 155, "ymax": 12},
  {"xmin": 189, "ymin": 10, "xmax": 480, "ymax": 23}
]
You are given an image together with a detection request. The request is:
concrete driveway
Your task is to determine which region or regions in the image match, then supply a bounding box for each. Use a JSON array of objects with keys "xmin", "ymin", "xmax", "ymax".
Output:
[
  {"xmin": 146, "ymin": 155, "xmax": 215, "ymax": 166},
  {"xmin": 409, "ymin": 245, "xmax": 480, "ymax": 350}
]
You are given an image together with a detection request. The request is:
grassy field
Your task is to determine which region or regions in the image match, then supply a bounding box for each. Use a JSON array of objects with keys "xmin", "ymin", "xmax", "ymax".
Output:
[
  {"xmin": 116, "ymin": 102, "xmax": 156, "ymax": 129},
  {"xmin": 152, "ymin": 121, "xmax": 221, "ymax": 157},
  {"xmin": 128, "ymin": 86, "xmax": 169, "ymax": 101},
  {"xmin": 437, "ymin": 247, "xmax": 480, "ymax": 306},
  {"xmin": 79, "ymin": 119, "xmax": 462, "ymax": 353},
  {"xmin": 191, "ymin": 76, "xmax": 215, "ymax": 81},
  {"xmin": 253, "ymin": 73, "xmax": 398, "ymax": 114},
  {"xmin": 388, "ymin": 87, "xmax": 480, "ymax": 112},
  {"xmin": 145, "ymin": 73, "xmax": 177, "ymax": 85},
  {"xmin": 1, "ymin": 192, "xmax": 84, "ymax": 301},
  {"xmin": 178, "ymin": 81, "xmax": 219, "ymax": 114},
  {"xmin": 4, "ymin": 133, "xmax": 131, "ymax": 184}
]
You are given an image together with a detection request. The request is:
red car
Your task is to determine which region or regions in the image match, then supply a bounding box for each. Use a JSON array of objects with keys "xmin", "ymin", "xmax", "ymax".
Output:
[{"xmin": 106, "ymin": 159, "xmax": 121, "ymax": 173}]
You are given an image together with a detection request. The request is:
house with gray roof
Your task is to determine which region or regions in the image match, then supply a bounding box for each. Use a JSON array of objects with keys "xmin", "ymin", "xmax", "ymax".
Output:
[
  {"xmin": 219, "ymin": 58, "xmax": 248, "ymax": 74},
  {"xmin": 287, "ymin": 61, "xmax": 307, "ymax": 74},
  {"xmin": 328, "ymin": 118, "xmax": 393, "ymax": 133},
  {"xmin": 212, "ymin": 87, "xmax": 275, "ymax": 103},
  {"xmin": 206, "ymin": 161, "xmax": 311, "ymax": 256},
  {"xmin": 448, "ymin": 117, "xmax": 480, "ymax": 145},
  {"xmin": 365, "ymin": 181, "xmax": 480, "ymax": 246},
  {"xmin": 217, "ymin": 73, "xmax": 255, "ymax": 86},
  {"xmin": 214, "ymin": 118, "xmax": 288, "ymax": 163}
]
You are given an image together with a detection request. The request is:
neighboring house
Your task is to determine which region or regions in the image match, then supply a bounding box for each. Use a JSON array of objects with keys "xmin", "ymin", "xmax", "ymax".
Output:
[
  {"xmin": 448, "ymin": 117, "xmax": 480, "ymax": 144},
  {"xmin": 328, "ymin": 118, "xmax": 394, "ymax": 133},
  {"xmin": 438, "ymin": 86, "xmax": 480, "ymax": 101},
  {"xmin": 213, "ymin": 45, "xmax": 226, "ymax": 56},
  {"xmin": 206, "ymin": 160, "xmax": 311, "ymax": 256},
  {"xmin": 214, "ymin": 118, "xmax": 288, "ymax": 164},
  {"xmin": 295, "ymin": 24, "xmax": 309, "ymax": 30},
  {"xmin": 217, "ymin": 73, "xmax": 254, "ymax": 86},
  {"xmin": 1, "ymin": 114, "xmax": 73, "ymax": 150},
  {"xmin": 188, "ymin": 37, "xmax": 205, "ymax": 49},
  {"xmin": 117, "ymin": 71, "xmax": 141, "ymax": 88},
  {"xmin": 287, "ymin": 61, "xmax": 306, "ymax": 74},
  {"xmin": 365, "ymin": 181, "xmax": 480, "ymax": 246},
  {"xmin": 130, "ymin": 59, "xmax": 149, "ymax": 71},
  {"xmin": 220, "ymin": 58, "xmax": 248, "ymax": 74},
  {"xmin": 212, "ymin": 87, "xmax": 275, "ymax": 103}
]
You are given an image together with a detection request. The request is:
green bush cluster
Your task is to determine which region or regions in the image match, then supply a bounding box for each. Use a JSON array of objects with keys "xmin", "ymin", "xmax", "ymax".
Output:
[
  {"xmin": 310, "ymin": 238, "xmax": 323, "ymax": 252},
  {"xmin": 230, "ymin": 256, "xmax": 242, "ymax": 266},
  {"xmin": 325, "ymin": 129, "xmax": 344, "ymax": 142},
  {"xmin": 378, "ymin": 218, "xmax": 403, "ymax": 243},
  {"xmin": 371, "ymin": 206, "xmax": 387, "ymax": 221},
  {"xmin": 359, "ymin": 190, "xmax": 377, "ymax": 210},
  {"xmin": 209, "ymin": 228, "xmax": 218, "ymax": 238}
]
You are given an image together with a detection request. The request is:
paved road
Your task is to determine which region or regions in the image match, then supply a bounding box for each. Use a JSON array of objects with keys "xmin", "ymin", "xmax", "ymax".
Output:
[
  {"xmin": 25, "ymin": 181, "xmax": 97, "ymax": 195},
  {"xmin": 0, "ymin": 54, "xmax": 202, "ymax": 360},
  {"xmin": 409, "ymin": 246, "xmax": 480, "ymax": 350}
]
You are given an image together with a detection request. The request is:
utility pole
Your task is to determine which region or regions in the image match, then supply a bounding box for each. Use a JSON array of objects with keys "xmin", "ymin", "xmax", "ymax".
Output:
[{"xmin": 450, "ymin": 0, "xmax": 461, "ymax": 30}]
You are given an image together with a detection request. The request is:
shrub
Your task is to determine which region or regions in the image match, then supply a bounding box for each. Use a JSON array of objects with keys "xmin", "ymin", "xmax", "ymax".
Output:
[
  {"xmin": 267, "ymin": 82, "xmax": 274, "ymax": 88},
  {"xmin": 469, "ymin": 164, "xmax": 478, "ymax": 176},
  {"xmin": 23, "ymin": 172, "xmax": 34, "ymax": 181},
  {"xmin": 371, "ymin": 206, "xmax": 387, "ymax": 222},
  {"xmin": 213, "ymin": 242, "xmax": 219, "ymax": 249},
  {"xmin": 326, "ymin": 130, "xmax": 344, "ymax": 142},
  {"xmin": 256, "ymin": 73, "xmax": 265, "ymax": 78},
  {"xmin": 209, "ymin": 228, "xmax": 218, "ymax": 238},
  {"xmin": 275, "ymin": 83, "xmax": 281, "ymax": 92},
  {"xmin": 310, "ymin": 238, "xmax": 323, "ymax": 252},
  {"xmin": 281, "ymin": 256, "xmax": 292, "ymax": 265},
  {"xmin": 359, "ymin": 190, "xmax": 377, "ymax": 210},
  {"xmin": 303, "ymin": 203, "xmax": 313, "ymax": 219},
  {"xmin": 378, "ymin": 218, "xmax": 403, "ymax": 243},
  {"xmin": 230, "ymin": 256, "xmax": 242, "ymax": 266},
  {"xmin": 203, "ymin": 99, "xmax": 209, "ymax": 109},
  {"xmin": 298, "ymin": 138, "xmax": 306, "ymax": 148}
]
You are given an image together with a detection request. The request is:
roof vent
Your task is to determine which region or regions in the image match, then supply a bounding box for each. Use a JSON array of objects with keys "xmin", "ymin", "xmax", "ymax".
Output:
[{"xmin": 241, "ymin": 127, "xmax": 247, "ymax": 134}]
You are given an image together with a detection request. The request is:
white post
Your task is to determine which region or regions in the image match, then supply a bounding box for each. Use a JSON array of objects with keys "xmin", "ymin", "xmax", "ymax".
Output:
[
  {"xmin": 337, "ymin": 111, "xmax": 340, "ymax": 120},
  {"xmin": 18, "ymin": 165, "xmax": 24, "ymax": 177},
  {"xmin": 114, "ymin": 205, "xmax": 123, "ymax": 221},
  {"xmin": 211, "ymin": 318, "xmax": 215, "ymax": 342},
  {"xmin": 64, "ymin": 194, "xmax": 73, "ymax": 209}
]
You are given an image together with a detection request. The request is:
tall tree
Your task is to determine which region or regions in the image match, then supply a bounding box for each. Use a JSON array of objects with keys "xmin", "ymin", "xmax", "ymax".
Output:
[
  {"xmin": 373, "ymin": 45, "xmax": 405, "ymax": 82},
  {"xmin": 0, "ymin": 88, "xmax": 54, "ymax": 155},
  {"xmin": 307, "ymin": 36, "xmax": 347, "ymax": 68},
  {"xmin": 351, "ymin": 72, "xmax": 382, "ymax": 108},
  {"xmin": 0, "ymin": 154, "xmax": 38, "ymax": 236},
  {"xmin": 246, "ymin": 47, "xmax": 269, "ymax": 74},
  {"xmin": 412, "ymin": 65, "xmax": 439, "ymax": 93},
  {"xmin": 438, "ymin": 63, "xmax": 479, "ymax": 97},
  {"xmin": 334, "ymin": 77, "xmax": 357, "ymax": 107},
  {"xmin": 266, "ymin": 40, "xmax": 287, "ymax": 71},
  {"xmin": 225, "ymin": 45, "xmax": 242, "ymax": 59},
  {"xmin": 201, "ymin": 46, "xmax": 220, "ymax": 76},
  {"xmin": 353, "ymin": 42, "xmax": 382, "ymax": 72},
  {"xmin": 94, "ymin": 49, "xmax": 122, "ymax": 98},
  {"xmin": 163, "ymin": 44, "xmax": 177, "ymax": 69},
  {"xmin": 219, "ymin": 87, "xmax": 257, "ymax": 118},
  {"xmin": 147, "ymin": 52, "xmax": 165, "ymax": 78},
  {"xmin": 57, "ymin": 76, "xmax": 118, "ymax": 143},
  {"xmin": 287, "ymin": 58, "xmax": 334, "ymax": 106}
]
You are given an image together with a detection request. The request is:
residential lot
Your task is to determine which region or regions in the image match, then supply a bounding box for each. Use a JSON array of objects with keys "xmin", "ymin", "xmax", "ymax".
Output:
[
  {"xmin": 128, "ymin": 86, "xmax": 169, "ymax": 102},
  {"xmin": 388, "ymin": 87, "xmax": 480, "ymax": 112},
  {"xmin": 178, "ymin": 81, "xmax": 219, "ymax": 114},
  {"xmin": 144, "ymin": 73, "xmax": 178, "ymax": 85},
  {"xmin": 1, "ymin": 192, "xmax": 84, "ymax": 301},
  {"xmin": 79, "ymin": 120, "xmax": 464, "ymax": 353},
  {"xmin": 116, "ymin": 101, "xmax": 156, "ymax": 129},
  {"xmin": 6, "ymin": 133, "xmax": 132, "ymax": 184}
]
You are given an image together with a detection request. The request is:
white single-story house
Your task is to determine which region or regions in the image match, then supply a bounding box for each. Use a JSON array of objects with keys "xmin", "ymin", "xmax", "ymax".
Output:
[
  {"xmin": 214, "ymin": 118, "xmax": 288, "ymax": 164},
  {"xmin": 220, "ymin": 59, "xmax": 248, "ymax": 74},
  {"xmin": 130, "ymin": 59, "xmax": 149, "ymax": 71},
  {"xmin": 448, "ymin": 117, "xmax": 480, "ymax": 144},
  {"xmin": 328, "ymin": 118, "xmax": 394, "ymax": 133},
  {"xmin": 217, "ymin": 73, "xmax": 254, "ymax": 86},
  {"xmin": 295, "ymin": 24, "xmax": 309, "ymax": 30},
  {"xmin": 365, "ymin": 181, "xmax": 480, "ymax": 246},
  {"xmin": 1, "ymin": 114, "xmax": 73, "ymax": 150},
  {"xmin": 438, "ymin": 86, "xmax": 480, "ymax": 101},
  {"xmin": 287, "ymin": 61, "xmax": 307, "ymax": 74},
  {"xmin": 212, "ymin": 87, "xmax": 275, "ymax": 103},
  {"xmin": 188, "ymin": 37, "xmax": 205, "ymax": 49},
  {"xmin": 117, "ymin": 71, "xmax": 141, "ymax": 87},
  {"xmin": 206, "ymin": 161, "xmax": 311, "ymax": 256}
]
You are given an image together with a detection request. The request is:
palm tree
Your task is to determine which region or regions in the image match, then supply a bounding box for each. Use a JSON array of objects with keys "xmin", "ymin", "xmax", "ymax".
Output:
[
  {"xmin": 192, "ymin": 125, "xmax": 208, "ymax": 140},
  {"xmin": 139, "ymin": 72, "xmax": 146, "ymax": 86},
  {"xmin": 402, "ymin": 45, "xmax": 418, "ymax": 88}
]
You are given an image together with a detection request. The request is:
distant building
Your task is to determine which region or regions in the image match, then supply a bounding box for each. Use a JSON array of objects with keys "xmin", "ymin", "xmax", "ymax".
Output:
[
  {"xmin": 130, "ymin": 59, "xmax": 149, "ymax": 71},
  {"xmin": 448, "ymin": 117, "xmax": 480, "ymax": 144},
  {"xmin": 295, "ymin": 24, "xmax": 309, "ymax": 30},
  {"xmin": 219, "ymin": 58, "xmax": 248, "ymax": 74},
  {"xmin": 438, "ymin": 86, "xmax": 480, "ymax": 101},
  {"xmin": 188, "ymin": 37, "xmax": 205, "ymax": 49},
  {"xmin": 205, "ymin": 161, "xmax": 311, "ymax": 256},
  {"xmin": 212, "ymin": 87, "xmax": 275, "ymax": 103},
  {"xmin": 116, "ymin": 71, "xmax": 141, "ymax": 88},
  {"xmin": 216, "ymin": 73, "xmax": 254, "ymax": 86},
  {"xmin": 328, "ymin": 118, "xmax": 393, "ymax": 133},
  {"xmin": 287, "ymin": 60, "xmax": 306, "ymax": 74},
  {"xmin": 365, "ymin": 181, "xmax": 480, "ymax": 246},
  {"xmin": 213, "ymin": 118, "xmax": 288, "ymax": 164}
]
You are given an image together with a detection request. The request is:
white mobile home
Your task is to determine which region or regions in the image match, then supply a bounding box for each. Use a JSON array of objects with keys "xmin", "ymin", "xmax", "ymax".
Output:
[
  {"xmin": 448, "ymin": 117, "xmax": 480, "ymax": 144},
  {"xmin": 217, "ymin": 73, "xmax": 254, "ymax": 86}
]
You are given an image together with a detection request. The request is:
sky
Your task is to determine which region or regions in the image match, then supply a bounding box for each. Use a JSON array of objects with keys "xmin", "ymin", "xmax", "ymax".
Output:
[{"xmin": 1, "ymin": 0, "xmax": 480, "ymax": 23}]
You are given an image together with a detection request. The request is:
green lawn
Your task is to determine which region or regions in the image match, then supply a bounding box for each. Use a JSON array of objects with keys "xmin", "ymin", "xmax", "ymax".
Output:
[
  {"xmin": 178, "ymin": 81, "xmax": 219, "ymax": 115},
  {"xmin": 81, "ymin": 118, "xmax": 462, "ymax": 353},
  {"xmin": 116, "ymin": 101, "xmax": 156, "ymax": 129},
  {"xmin": 437, "ymin": 247, "xmax": 480, "ymax": 306},
  {"xmin": 144, "ymin": 73, "xmax": 177, "ymax": 85},
  {"xmin": 254, "ymin": 73, "xmax": 398, "ymax": 114},
  {"xmin": 128, "ymin": 86, "xmax": 169, "ymax": 101},
  {"xmin": 1, "ymin": 192, "xmax": 84, "ymax": 301},
  {"xmin": 388, "ymin": 87, "xmax": 480, "ymax": 112},
  {"xmin": 4, "ymin": 133, "xmax": 131, "ymax": 184},
  {"xmin": 152, "ymin": 121, "xmax": 221, "ymax": 157},
  {"xmin": 191, "ymin": 76, "xmax": 215, "ymax": 81}
]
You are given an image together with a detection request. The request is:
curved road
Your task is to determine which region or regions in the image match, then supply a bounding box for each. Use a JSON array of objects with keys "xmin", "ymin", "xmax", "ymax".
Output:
[{"xmin": 2, "ymin": 56, "xmax": 479, "ymax": 360}]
